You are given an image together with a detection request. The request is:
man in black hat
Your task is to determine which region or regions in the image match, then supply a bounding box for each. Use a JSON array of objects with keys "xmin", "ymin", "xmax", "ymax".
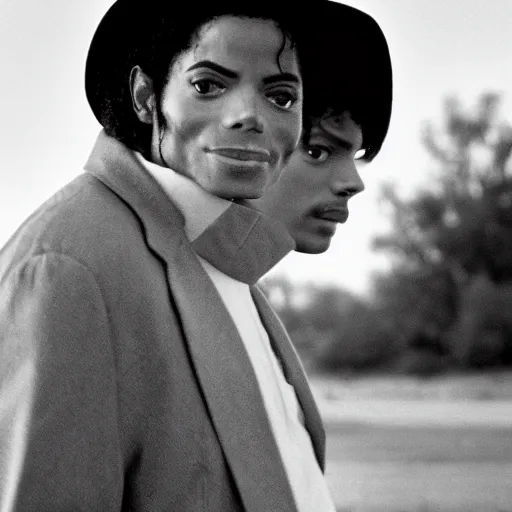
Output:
[
  {"xmin": 0, "ymin": 1, "xmax": 338, "ymax": 511},
  {"xmin": 252, "ymin": 0, "xmax": 393, "ymax": 255}
]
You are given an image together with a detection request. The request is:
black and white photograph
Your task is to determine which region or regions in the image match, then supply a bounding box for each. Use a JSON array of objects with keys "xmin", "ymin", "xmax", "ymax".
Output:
[{"xmin": 1, "ymin": 1, "xmax": 512, "ymax": 511}]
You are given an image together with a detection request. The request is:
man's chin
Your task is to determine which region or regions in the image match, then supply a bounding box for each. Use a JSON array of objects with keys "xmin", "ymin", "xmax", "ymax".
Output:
[{"xmin": 294, "ymin": 235, "xmax": 332, "ymax": 254}]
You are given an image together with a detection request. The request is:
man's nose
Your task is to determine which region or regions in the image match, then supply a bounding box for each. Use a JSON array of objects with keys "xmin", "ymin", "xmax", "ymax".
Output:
[
  {"xmin": 222, "ymin": 90, "xmax": 265, "ymax": 133},
  {"xmin": 331, "ymin": 161, "xmax": 365, "ymax": 197}
]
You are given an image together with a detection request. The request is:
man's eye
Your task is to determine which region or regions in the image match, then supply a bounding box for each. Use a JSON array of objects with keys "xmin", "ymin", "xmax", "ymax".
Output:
[
  {"xmin": 305, "ymin": 145, "xmax": 330, "ymax": 162},
  {"xmin": 268, "ymin": 91, "xmax": 297, "ymax": 110},
  {"xmin": 192, "ymin": 79, "xmax": 225, "ymax": 95}
]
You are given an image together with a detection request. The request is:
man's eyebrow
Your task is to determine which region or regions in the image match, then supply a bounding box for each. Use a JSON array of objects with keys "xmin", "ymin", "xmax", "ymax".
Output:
[
  {"xmin": 186, "ymin": 61, "xmax": 238, "ymax": 79},
  {"xmin": 335, "ymin": 136, "xmax": 361, "ymax": 152},
  {"xmin": 262, "ymin": 73, "xmax": 300, "ymax": 85},
  {"xmin": 310, "ymin": 126, "xmax": 363, "ymax": 152},
  {"xmin": 186, "ymin": 61, "xmax": 300, "ymax": 85}
]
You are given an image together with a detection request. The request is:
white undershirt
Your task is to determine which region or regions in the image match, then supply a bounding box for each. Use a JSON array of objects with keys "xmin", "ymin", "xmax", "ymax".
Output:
[{"xmin": 136, "ymin": 153, "xmax": 336, "ymax": 512}]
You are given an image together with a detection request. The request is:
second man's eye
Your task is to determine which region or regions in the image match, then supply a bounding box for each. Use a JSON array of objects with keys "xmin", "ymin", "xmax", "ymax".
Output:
[{"xmin": 304, "ymin": 145, "xmax": 330, "ymax": 162}]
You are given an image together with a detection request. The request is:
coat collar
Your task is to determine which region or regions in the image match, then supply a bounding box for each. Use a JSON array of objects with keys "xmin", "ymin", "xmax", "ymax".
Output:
[{"xmin": 191, "ymin": 203, "xmax": 295, "ymax": 284}]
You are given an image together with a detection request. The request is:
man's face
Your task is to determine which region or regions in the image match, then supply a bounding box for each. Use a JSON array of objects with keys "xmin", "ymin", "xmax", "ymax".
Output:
[
  {"xmin": 251, "ymin": 112, "xmax": 365, "ymax": 253},
  {"xmin": 152, "ymin": 15, "xmax": 303, "ymax": 200}
]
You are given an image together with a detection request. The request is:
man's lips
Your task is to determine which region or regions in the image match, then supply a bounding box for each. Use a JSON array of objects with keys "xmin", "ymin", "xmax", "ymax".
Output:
[
  {"xmin": 207, "ymin": 147, "xmax": 271, "ymax": 163},
  {"xmin": 314, "ymin": 207, "xmax": 349, "ymax": 223}
]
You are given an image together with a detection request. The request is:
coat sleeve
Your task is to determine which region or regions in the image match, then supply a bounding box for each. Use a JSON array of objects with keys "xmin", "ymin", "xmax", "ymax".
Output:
[{"xmin": 0, "ymin": 253, "xmax": 124, "ymax": 511}]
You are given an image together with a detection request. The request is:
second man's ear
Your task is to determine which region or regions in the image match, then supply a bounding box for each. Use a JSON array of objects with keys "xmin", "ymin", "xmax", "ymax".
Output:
[{"xmin": 129, "ymin": 65, "xmax": 156, "ymax": 124}]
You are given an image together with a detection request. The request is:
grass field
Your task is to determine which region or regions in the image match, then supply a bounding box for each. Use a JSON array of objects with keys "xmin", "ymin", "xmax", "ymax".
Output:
[{"xmin": 311, "ymin": 373, "xmax": 512, "ymax": 512}]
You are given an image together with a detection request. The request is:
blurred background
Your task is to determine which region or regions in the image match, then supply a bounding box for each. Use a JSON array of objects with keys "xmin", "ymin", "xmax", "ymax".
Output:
[{"xmin": 1, "ymin": 0, "xmax": 512, "ymax": 510}]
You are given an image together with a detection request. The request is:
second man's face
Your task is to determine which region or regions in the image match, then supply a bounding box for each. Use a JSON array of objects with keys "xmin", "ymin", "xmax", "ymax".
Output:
[{"xmin": 251, "ymin": 112, "xmax": 365, "ymax": 254}]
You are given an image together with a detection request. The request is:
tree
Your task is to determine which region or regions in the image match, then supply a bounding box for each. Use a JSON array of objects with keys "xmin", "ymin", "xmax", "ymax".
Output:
[
  {"xmin": 373, "ymin": 92, "xmax": 512, "ymax": 368},
  {"xmin": 260, "ymin": 277, "xmax": 392, "ymax": 372}
]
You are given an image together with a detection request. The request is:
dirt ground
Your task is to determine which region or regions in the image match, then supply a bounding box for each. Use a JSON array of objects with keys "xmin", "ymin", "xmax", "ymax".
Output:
[{"xmin": 310, "ymin": 373, "xmax": 512, "ymax": 511}]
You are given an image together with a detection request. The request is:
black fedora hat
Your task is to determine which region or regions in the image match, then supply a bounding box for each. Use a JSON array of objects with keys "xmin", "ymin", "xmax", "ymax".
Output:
[{"xmin": 84, "ymin": 0, "xmax": 391, "ymax": 157}]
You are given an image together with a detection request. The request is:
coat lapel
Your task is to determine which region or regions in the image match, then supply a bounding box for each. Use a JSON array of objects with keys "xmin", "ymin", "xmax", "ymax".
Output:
[
  {"xmin": 251, "ymin": 286, "xmax": 326, "ymax": 470},
  {"xmin": 84, "ymin": 132, "xmax": 298, "ymax": 512},
  {"xmin": 167, "ymin": 249, "xmax": 298, "ymax": 512}
]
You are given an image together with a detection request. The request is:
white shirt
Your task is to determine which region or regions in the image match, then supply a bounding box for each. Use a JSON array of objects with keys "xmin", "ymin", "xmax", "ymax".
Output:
[{"xmin": 136, "ymin": 153, "xmax": 336, "ymax": 512}]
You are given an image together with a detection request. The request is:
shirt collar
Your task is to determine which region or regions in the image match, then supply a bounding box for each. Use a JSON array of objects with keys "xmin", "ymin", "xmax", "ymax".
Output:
[{"xmin": 135, "ymin": 152, "xmax": 230, "ymax": 241}]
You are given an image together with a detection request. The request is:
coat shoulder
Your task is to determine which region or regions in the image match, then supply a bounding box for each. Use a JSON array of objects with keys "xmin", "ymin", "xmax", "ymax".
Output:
[{"xmin": 0, "ymin": 173, "xmax": 154, "ymax": 282}]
